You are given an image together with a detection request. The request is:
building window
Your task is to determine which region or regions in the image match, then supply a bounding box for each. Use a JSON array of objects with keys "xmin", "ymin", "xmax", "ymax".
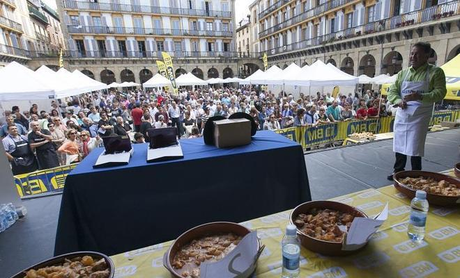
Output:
[
  {"xmin": 138, "ymin": 41, "xmax": 146, "ymax": 57},
  {"xmin": 207, "ymin": 42, "xmax": 214, "ymax": 51},
  {"xmin": 118, "ymin": 40, "xmax": 127, "ymax": 57},
  {"xmin": 330, "ymin": 18, "xmax": 335, "ymax": 33},
  {"xmin": 189, "ymin": 0, "xmax": 192, "ymax": 9},
  {"xmin": 192, "ymin": 21, "xmax": 197, "ymax": 30},
  {"xmin": 70, "ymin": 16, "xmax": 80, "ymax": 25},
  {"xmin": 224, "ymin": 42, "xmax": 229, "ymax": 52},
  {"xmin": 206, "ymin": 22, "xmax": 213, "ymax": 31},
  {"xmin": 222, "ymin": 23, "xmax": 229, "ymax": 31},
  {"xmin": 347, "ymin": 13, "xmax": 353, "ymax": 29},
  {"xmin": 75, "ymin": 40, "xmax": 85, "ymax": 57},
  {"xmin": 368, "ymin": 6, "xmax": 375, "ymax": 23},
  {"xmin": 156, "ymin": 41, "xmax": 164, "ymax": 51}
]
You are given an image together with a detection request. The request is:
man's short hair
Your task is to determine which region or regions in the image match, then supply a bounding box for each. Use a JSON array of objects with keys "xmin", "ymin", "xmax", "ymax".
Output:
[
  {"xmin": 134, "ymin": 132, "xmax": 144, "ymax": 140},
  {"xmin": 413, "ymin": 42, "xmax": 432, "ymax": 54},
  {"xmin": 12, "ymin": 106, "xmax": 19, "ymax": 112}
]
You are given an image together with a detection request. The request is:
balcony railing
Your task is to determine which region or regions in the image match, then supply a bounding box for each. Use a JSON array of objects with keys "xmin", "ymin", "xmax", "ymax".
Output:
[
  {"xmin": 0, "ymin": 15, "xmax": 23, "ymax": 32},
  {"xmin": 1, "ymin": 0, "xmax": 16, "ymax": 8},
  {"xmin": 64, "ymin": 50, "xmax": 261, "ymax": 59},
  {"xmin": 264, "ymin": 0, "xmax": 459, "ymax": 55},
  {"xmin": 258, "ymin": 0, "xmax": 290, "ymax": 19},
  {"xmin": 260, "ymin": 0, "xmax": 357, "ymax": 38},
  {"xmin": 263, "ymin": 0, "xmax": 459, "ymax": 55},
  {"xmin": 67, "ymin": 25, "xmax": 233, "ymax": 37},
  {"xmin": 35, "ymin": 32, "xmax": 49, "ymax": 42},
  {"xmin": 28, "ymin": 4, "xmax": 49, "ymax": 24},
  {"xmin": 0, "ymin": 43, "xmax": 29, "ymax": 58},
  {"xmin": 63, "ymin": 0, "xmax": 232, "ymax": 18}
]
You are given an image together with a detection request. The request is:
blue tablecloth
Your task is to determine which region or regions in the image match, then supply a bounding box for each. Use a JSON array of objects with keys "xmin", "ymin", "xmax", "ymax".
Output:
[{"xmin": 55, "ymin": 131, "xmax": 311, "ymax": 255}]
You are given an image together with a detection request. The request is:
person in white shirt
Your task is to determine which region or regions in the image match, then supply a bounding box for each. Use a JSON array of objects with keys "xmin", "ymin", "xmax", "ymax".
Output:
[
  {"xmin": 155, "ymin": 115, "xmax": 168, "ymax": 128},
  {"xmin": 168, "ymin": 101, "xmax": 183, "ymax": 136},
  {"xmin": 88, "ymin": 107, "xmax": 100, "ymax": 123},
  {"xmin": 264, "ymin": 114, "xmax": 281, "ymax": 131}
]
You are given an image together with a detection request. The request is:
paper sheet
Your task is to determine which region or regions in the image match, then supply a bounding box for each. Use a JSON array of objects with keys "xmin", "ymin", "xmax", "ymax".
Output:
[
  {"xmin": 201, "ymin": 232, "xmax": 259, "ymax": 278},
  {"xmin": 93, "ymin": 149, "xmax": 133, "ymax": 168},
  {"xmin": 147, "ymin": 143, "xmax": 183, "ymax": 162},
  {"xmin": 342, "ymin": 203, "xmax": 389, "ymax": 251}
]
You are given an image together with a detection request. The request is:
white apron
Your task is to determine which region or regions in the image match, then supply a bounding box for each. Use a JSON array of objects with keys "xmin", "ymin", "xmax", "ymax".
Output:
[{"xmin": 393, "ymin": 67, "xmax": 433, "ymax": 157}]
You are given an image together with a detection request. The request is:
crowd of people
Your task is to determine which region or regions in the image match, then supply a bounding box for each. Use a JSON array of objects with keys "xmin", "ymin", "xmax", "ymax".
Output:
[{"xmin": 0, "ymin": 86, "xmax": 406, "ymax": 175}]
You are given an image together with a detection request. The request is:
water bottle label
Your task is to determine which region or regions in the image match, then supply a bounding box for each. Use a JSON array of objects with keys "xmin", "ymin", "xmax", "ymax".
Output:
[
  {"xmin": 282, "ymin": 244, "xmax": 300, "ymax": 271},
  {"xmin": 409, "ymin": 210, "xmax": 426, "ymax": 227}
]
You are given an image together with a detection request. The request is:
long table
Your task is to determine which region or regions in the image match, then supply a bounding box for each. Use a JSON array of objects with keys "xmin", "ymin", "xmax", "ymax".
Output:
[
  {"xmin": 110, "ymin": 181, "xmax": 459, "ymax": 277},
  {"xmin": 54, "ymin": 131, "xmax": 311, "ymax": 256}
]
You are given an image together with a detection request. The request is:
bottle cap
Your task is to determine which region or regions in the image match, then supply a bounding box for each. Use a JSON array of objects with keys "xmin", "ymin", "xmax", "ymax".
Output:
[
  {"xmin": 416, "ymin": 190, "xmax": 427, "ymax": 199},
  {"xmin": 286, "ymin": 224, "xmax": 297, "ymax": 236}
]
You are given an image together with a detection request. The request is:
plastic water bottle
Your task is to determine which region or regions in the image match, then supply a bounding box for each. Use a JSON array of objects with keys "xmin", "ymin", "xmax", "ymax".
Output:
[
  {"xmin": 282, "ymin": 224, "xmax": 300, "ymax": 278},
  {"xmin": 0, "ymin": 203, "xmax": 18, "ymax": 231},
  {"xmin": 407, "ymin": 190, "xmax": 429, "ymax": 242},
  {"xmin": 0, "ymin": 207, "xmax": 6, "ymax": 233}
]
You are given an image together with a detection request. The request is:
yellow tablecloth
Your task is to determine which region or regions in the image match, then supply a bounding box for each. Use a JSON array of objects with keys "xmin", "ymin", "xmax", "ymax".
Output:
[{"xmin": 111, "ymin": 183, "xmax": 459, "ymax": 278}]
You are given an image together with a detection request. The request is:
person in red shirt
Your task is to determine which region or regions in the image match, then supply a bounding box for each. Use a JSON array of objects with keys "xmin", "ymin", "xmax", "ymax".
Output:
[
  {"xmin": 367, "ymin": 99, "xmax": 380, "ymax": 117},
  {"xmin": 131, "ymin": 103, "xmax": 143, "ymax": 132},
  {"xmin": 356, "ymin": 99, "xmax": 368, "ymax": 120}
]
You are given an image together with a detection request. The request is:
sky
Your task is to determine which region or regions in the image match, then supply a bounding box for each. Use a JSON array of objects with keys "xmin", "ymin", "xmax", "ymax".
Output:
[{"xmin": 42, "ymin": 0, "xmax": 252, "ymax": 23}]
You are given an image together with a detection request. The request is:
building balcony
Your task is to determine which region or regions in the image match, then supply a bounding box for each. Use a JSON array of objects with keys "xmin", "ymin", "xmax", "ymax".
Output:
[
  {"xmin": 63, "ymin": 0, "xmax": 232, "ymax": 19},
  {"xmin": 0, "ymin": 0, "xmax": 16, "ymax": 9},
  {"xmin": 0, "ymin": 43, "xmax": 29, "ymax": 58},
  {"xmin": 0, "ymin": 15, "xmax": 23, "ymax": 33},
  {"xmin": 259, "ymin": 0, "xmax": 358, "ymax": 39},
  {"xmin": 35, "ymin": 31, "xmax": 50, "ymax": 42},
  {"xmin": 62, "ymin": 50, "xmax": 261, "ymax": 60},
  {"xmin": 28, "ymin": 4, "xmax": 49, "ymax": 25},
  {"xmin": 258, "ymin": 0, "xmax": 290, "ymax": 20},
  {"xmin": 67, "ymin": 25, "xmax": 233, "ymax": 37},
  {"xmin": 265, "ymin": 0, "xmax": 459, "ymax": 56},
  {"xmin": 263, "ymin": 0, "xmax": 459, "ymax": 56}
]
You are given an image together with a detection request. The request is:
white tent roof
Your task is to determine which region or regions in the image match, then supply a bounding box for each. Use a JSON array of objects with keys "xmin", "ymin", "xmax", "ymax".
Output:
[
  {"xmin": 176, "ymin": 73, "xmax": 208, "ymax": 86},
  {"xmin": 372, "ymin": 74, "xmax": 397, "ymax": 85},
  {"xmin": 286, "ymin": 60, "xmax": 358, "ymax": 86},
  {"xmin": 108, "ymin": 82, "xmax": 121, "ymax": 88},
  {"xmin": 143, "ymin": 73, "xmax": 171, "ymax": 88},
  {"xmin": 127, "ymin": 81, "xmax": 140, "ymax": 86},
  {"xmin": 222, "ymin": 77, "xmax": 244, "ymax": 83},
  {"xmin": 358, "ymin": 74, "xmax": 374, "ymax": 84},
  {"xmin": 72, "ymin": 70, "xmax": 108, "ymax": 91},
  {"xmin": 206, "ymin": 78, "xmax": 225, "ymax": 84},
  {"xmin": 55, "ymin": 68, "xmax": 100, "ymax": 98},
  {"xmin": 119, "ymin": 82, "xmax": 136, "ymax": 88},
  {"xmin": 240, "ymin": 69, "xmax": 265, "ymax": 84},
  {"xmin": 273, "ymin": 63, "xmax": 302, "ymax": 85},
  {"xmin": 250, "ymin": 65, "xmax": 283, "ymax": 84},
  {"xmin": 35, "ymin": 66, "xmax": 83, "ymax": 98},
  {"xmin": 0, "ymin": 62, "xmax": 56, "ymax": 101}
]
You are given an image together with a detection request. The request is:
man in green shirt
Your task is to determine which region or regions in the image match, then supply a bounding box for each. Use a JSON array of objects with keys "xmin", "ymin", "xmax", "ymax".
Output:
[{"xmin": 387, "ymin": 42, "xmax": 446, "ymax": 180}]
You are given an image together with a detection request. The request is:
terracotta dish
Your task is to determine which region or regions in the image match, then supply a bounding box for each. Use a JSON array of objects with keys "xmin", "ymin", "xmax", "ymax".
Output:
[
  {"xmin": 163, "ymin": 221, "xmax": 260, "ymax": 278},
  {"xmin": 11, "ymin": 251, "xmax": 114, "ymax": 278},
  {"xmin": 393, "ymin": 170, "xmax": 460, "ymax": 207},
  {"xmin": 290, "ymin": 201, "xmax": 368, "ymax": 256}
]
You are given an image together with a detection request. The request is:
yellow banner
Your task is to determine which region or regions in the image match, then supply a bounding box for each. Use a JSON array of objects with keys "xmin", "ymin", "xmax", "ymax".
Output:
[
  {"xmin": 161, "ymin": 52, "xmax": 178, "ymax": 95},
  {"xmin": 156, "ymin": 60, "xmax": 167, "ymax": 77},
  {"xmin": 263, "ymin": 53, "xmax": 268, "ymax": 71},
  {"xmin": 276, "ymin": 111, "xmax": 460, "ymax": 149},
  {"xmin": 59, "ymin": 49, "xmax": 64, "ymax": 68}
]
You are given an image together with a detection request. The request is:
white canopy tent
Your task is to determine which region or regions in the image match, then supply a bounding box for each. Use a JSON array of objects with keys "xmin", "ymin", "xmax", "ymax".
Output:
[
  {"xmin": 250, "ymin": 65, "xmax": 283, "ymax": 84},
  {"xmin": 108, "ymin": 82, "xmax": 121, "ymax": 88},
  {"xmin": 275, "ymin": 63, "xmax": 303, "ymax": 85},
  {"xmin": 143, "ymin": 73, "xmax": 171, "ymax": 88},
  {"xmin": 222, "ymin": 77, "xmax": 244, "ymax": 83},
  {"xmin": 35, "ymin": 66, "xmax": 82, "ymax": 98},
  {"xmin": 118, "ymin": 82, "xmax": 136, "ymax": 88},
  {"xmin": 240, "ymin": 69, "xmax": 265, "ymax": 84},
  {"xmin": 286, "ymin": 60, "xmax": 358, "ymax": 87},
  {"xmin": 206, "ymin": 78, "xmax": 225, "ymax": 84},
  {"xmin": 0, "ymin": 62, "xmax": 56, "ymax": 101},
  {"xmin": 176, "ymin": 73, "xmax": 208, "ymax": 86},
  {"xmin": 127, "ymin": 81, "xmax": 140, "ymax": 87},
  {"xmin": 72, "ymin": 70, "xmax": 109, "ymax": 91},
  {"xmin": 358, "ymin": 74, "xmax": 374, "ymax": 84},
  {"xmin": 54, "ymin": 68, "xmax": 99, "ymax": 98},
  {"xmin": 372, "ymin": 74, "xmax": 397, "ymax": 85}
]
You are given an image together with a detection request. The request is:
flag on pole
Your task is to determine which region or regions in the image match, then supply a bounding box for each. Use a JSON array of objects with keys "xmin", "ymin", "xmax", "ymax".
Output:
[
  {"xmin": 332, "ymin": 86, "xmax": 340, "ymax": 99},
  {"xmin": 262, "ymin": 53, "xmax": 268, "ymax": 71},
  {"xmin": 59, "ymin": 49, "xmax": 64, "ymax": 68},
  {"xmin": 156, "ymin": 60, "xmax": 167, "ymax": 77},
  {"xmin": 161, "ymin": 52, "xmax": 178, "ymax": 95}
]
